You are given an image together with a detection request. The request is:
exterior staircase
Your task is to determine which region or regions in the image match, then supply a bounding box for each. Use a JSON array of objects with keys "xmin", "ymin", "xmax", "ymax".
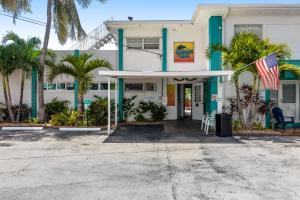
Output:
[{"xmin": 70, "ymin": 19, "xmax": 115, "ymax": 50}]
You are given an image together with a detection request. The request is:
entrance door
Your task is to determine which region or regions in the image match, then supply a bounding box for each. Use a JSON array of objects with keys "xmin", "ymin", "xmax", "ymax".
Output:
[
  {"xmin": 192, "ymin": 83, "xmax": 203, "ymax": 120},
  {"xmin": 279, "ymin": 82, "xmax": 299, "ymax": 121}
]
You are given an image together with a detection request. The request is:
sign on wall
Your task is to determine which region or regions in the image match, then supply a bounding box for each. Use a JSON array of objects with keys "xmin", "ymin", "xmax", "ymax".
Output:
[
  {"xmin": 167, "ymin": 84, "xmax": 176, "ymax": 106},
  {"xmin": 174, "ymin": 42, "xmax": 194, "ymax": 62}
]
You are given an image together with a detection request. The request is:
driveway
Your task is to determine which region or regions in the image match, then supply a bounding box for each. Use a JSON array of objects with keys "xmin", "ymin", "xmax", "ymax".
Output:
[{"xmin": 0, "ymin": 127, "xmax": 300, "ymax": 200}]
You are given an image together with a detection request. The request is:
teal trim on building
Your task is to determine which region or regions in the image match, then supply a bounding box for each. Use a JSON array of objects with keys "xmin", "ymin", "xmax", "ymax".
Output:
[
  {"xmin": 31, "ymin": 67, "xmax": 38, "ymax": 118},
  {"xmin": 265, "ymin": 90, "xmax": 271, "ymax": 128},
  {"xmin": 118, "ymin": 29, "xmax": 124, "ymax": 120},
  {"xmin": 162, "ymin": 28, "xmax": 168, "ymax": 72},
  {"xmin": 205, "ymin": 16, "xmax": 222, "ymax": 113},
  {"xmin": 74, "ymin": 50, "xmax": 80, "ymax": 110}
]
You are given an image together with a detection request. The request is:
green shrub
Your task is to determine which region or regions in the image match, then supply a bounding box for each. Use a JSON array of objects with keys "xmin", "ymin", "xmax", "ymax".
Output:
[
  {"xmin": 148, "ymin": 102, "xmax": 167, "ymax": 121},
  {"xmin": 134, "ymin": 101, "xmax": 167, "ymax": 122},
  {"xmin": 49, "ymin": 110, "xmax": 81, "ymax": 126},
  {"xmin": 0, "ymin": 103, "xmax": 5, "ymax": 122},
  {"xmin": 45, "ymin": 98, "xmax": 69, "ymax": 121},
  {"xmin": 87, "ymin": 96, "xmax": 114, "ymax": 126},
  {"xmin": 123, "ymin": 95, "xmax": 137, "ymax": 121}
]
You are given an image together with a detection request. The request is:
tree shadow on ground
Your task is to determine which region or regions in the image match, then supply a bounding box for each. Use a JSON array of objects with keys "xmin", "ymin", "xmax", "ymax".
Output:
[{"xmin": 0, "ymin": 129, "xmax": 103, "ymax": 142}]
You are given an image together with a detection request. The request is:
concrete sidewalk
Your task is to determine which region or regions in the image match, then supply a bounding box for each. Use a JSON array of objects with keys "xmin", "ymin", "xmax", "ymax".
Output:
[{"xmin": 0, "ymin": 129, "xmax": 300, "ymax": 200}]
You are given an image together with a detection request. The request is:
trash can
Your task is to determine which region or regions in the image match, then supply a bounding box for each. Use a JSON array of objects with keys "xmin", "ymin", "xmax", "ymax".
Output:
[{"xmin": 215, "ymin": 113, "xmax": 232, "ymax": 137}]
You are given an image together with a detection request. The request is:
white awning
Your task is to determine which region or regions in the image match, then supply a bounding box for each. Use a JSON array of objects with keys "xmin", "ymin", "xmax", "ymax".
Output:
[{"xmin": 98, "ymin": 70, "xmax": 233, "ymax": 78}]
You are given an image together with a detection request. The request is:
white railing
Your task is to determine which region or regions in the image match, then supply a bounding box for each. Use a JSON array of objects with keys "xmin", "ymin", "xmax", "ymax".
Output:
[{"xmin": 70, "ymin": 17, "xmax": 114, "ymax": 50}]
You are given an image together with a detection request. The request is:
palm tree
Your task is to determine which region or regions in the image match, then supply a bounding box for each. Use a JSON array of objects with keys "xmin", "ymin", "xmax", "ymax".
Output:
[
  {"xmin": 208, "ymin": 32, "xmax": 299, "ymax": 129},
  {"xmin": 1, "ymin": 0, "xmax": 107, "ymax": 122},
  {"xmin": 2, "ymin": 32, "xmax": 41, "ymax": 122},
  {"xmin": 0, "ymin": 43, "xmax": 21, "ymax": 122},
  {"xmin": 37, "ymin": 0, "xmax": 107, "ymax": 122},
  {"xmin": 47, "ymin": 53, "xmax": 111, "ymax": 114}
]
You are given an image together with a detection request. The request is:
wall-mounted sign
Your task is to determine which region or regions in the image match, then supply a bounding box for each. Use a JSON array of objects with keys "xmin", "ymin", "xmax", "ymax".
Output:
[{"xmin": 174, "ymin": 42, "xmax": 194, "ymax": 62}]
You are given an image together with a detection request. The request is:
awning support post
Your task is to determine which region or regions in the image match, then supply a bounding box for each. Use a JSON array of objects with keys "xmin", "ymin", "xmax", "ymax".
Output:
[
  {"xmin": 115, "ymin": 78, "xmax": 118, "ymax": 127},
  {"xmin": 108, "ymin": 76, "xmax": 111, "ymax": 135}
]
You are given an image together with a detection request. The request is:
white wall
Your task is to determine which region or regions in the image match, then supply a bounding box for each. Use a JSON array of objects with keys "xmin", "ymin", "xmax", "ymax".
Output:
[
  {"xmin": 0, "ymin": 70, "xmax": 32, "ymax": 105},
  {"xmin": 123, "ymin": 78, "xmax": 163, "ymax": 121},
  {"xmin": 122, "ymin": 24, "xmax": 210, "ymax": 72},
  {"xmin": 123, "ymin": 28, "xmax": 162, "ymax": 72},
  {"xmin": 167, "ymin": 24, "xmax": 209, "ymax": 71},
  {"xmin": 224, "ymin": 15, "xmax": 300, "ymax": 58}
]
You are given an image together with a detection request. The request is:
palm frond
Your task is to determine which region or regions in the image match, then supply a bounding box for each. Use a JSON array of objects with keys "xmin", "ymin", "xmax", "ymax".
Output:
[
  {"xmin": 280, "ymin": 64, "xmax": 300, "ymax": 79},
  {"xmin": 84, "ymin": 59, "xmax": 112, "ymax": 73},
  {"xmin": 53, "ymin": 0, "xmax": 69, "ymax": 44},
  {"xmin": 47, "ymin": 62, "xmax": 77, "ymax": 82}
]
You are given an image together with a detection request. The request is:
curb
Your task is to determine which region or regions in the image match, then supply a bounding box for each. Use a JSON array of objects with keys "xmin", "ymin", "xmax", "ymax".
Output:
[{"xmin": 1, "ymin": 127, "xmax": 44, "ymax": 131}]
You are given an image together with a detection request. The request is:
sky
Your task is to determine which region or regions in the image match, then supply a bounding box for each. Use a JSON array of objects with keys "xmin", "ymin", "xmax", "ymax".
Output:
[{"xmin": 1, "ymin": 0, "xmax": 300, "ymax": 50}]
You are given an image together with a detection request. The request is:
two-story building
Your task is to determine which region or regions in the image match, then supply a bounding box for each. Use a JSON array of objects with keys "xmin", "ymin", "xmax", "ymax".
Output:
[{"xmin": 101, "ymin": 4, "xmax": 300, "ymax": 124}]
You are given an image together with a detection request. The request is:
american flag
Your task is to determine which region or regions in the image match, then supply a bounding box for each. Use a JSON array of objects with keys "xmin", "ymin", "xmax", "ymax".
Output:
[{"xmin": 255, "ymin": 53, "xmax": 279, "ymax": 90}]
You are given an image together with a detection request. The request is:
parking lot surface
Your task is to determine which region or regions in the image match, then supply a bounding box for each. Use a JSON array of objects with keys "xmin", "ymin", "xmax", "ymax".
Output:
[{"xmin": 0, "ymin": 127, "xmax": 300, "ymax": 200}]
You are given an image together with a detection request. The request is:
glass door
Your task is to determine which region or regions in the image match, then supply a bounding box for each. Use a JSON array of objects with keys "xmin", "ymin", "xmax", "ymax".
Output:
[{"xmin": 192, "ymin": 83, "xmax": 204, "ymax": 120}]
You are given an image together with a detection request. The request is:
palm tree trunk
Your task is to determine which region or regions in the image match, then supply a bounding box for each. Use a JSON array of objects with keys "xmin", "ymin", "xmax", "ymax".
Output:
[
  {"xmin": 250, "ymin": 78, "xmax": 261, "ymax": 128},
  {"xmin": 2, "ymin": 76, "xmax": 15, "ymax": 122},
  {"xmin": 38, "ymin": 0, "xmax": 52, "ymax": 123},
  {"xmin": 246, "ymin": 75, "xmax": 257, "ymax": 129},
  {"xmin": 16, "ymin": 70, "xmax": 25, "ymax": 123},
  {"xmin": 78, "ymin": 90, "xmax": 84, "ymax": 115},
  {"xmin": 235, "ymin": 79, "xmax": 246, "ymax": 128}
]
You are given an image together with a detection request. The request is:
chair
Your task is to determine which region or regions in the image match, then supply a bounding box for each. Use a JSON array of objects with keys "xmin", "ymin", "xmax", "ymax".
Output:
[
  {"xmin": 271, "ymin": 107, "xmax": 296, "ymax": 130},
  {"xmin": 201, "ymin": 110, "xmax": 217, "ymax": 134},
  {"xmin": 205, "ymin": 116, "xmax": 215, "ymax": 135}
]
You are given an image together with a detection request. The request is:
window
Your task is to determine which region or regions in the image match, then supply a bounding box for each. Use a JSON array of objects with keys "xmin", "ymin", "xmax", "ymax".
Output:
[
  {"xmin": 234, "ymin": 24, "xmax": 263, "ymax": 38},
  {"xmin": 89, "ymin": 82, "xmax": 99, "ymax": 90},
  {"xmin": 57, "ymin": 83, "xmax": 66, "ymax": 90},
  {"xmin": 100, "ymin": 83, "xmax": 115, "ymax": 90},
  {"xmin": 144, "ymin": 38, "xmax": 160, "ymax": 49},
  {"xmin": 43, "ymin": 83, "xmax": 56, "ymax": 90},
  {"xmin": 66, "ymin": 83, "xmax": 74, "ymax": 90},
  {"xmin": 127, "ymin": 37, "xmax": 160, "ymax": 50},
  {"xmin": 282, "ymin": 84, "xmax": 296, "ymax": 103},
  {"xmin": 125, "ymin": 83, "xmax": 144, "ymax": 91},
  {"xmin": 145, "ymin": 83, "xmax": 156, "ymax": 91},
  {"xmin": 127, "ymin": 38, "xmax": 143, "ymax": 49}
]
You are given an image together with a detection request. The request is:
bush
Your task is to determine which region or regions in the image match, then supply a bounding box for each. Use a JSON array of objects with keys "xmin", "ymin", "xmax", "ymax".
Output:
[
  {"xmin": 148, "ymin": 102, "xmax": 167, "ymax": 121},
  {"xmin": 0, "ymin": 103, "xmax": 5, "ymax": 122},
  {"xmin": 45, "ymin": 98, "xmax": 69, "ymax": 121},
  {"xmin": 123, "ymin": 95, "xmax": 137, "ymax": 121},
  {"xmin": 87, "ymin": 96, "xmax": 114, "ymax": 126},
  {"xmin": 134, "ymin": 101, "xmax": 167, "ymax": 122},
  {"xmin": 49, "ymin": 110, "xmax": 82, "ymax": 126}
]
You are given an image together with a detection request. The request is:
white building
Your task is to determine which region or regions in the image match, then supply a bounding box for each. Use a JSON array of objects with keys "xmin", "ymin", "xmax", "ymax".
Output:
[
  {"xmin": 1, "ymin": 4, "xmax": 300, "ymax": 127},
  {"xmin": 102, "ymin": 4, "xmax": 300, "ymax": 127}
]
